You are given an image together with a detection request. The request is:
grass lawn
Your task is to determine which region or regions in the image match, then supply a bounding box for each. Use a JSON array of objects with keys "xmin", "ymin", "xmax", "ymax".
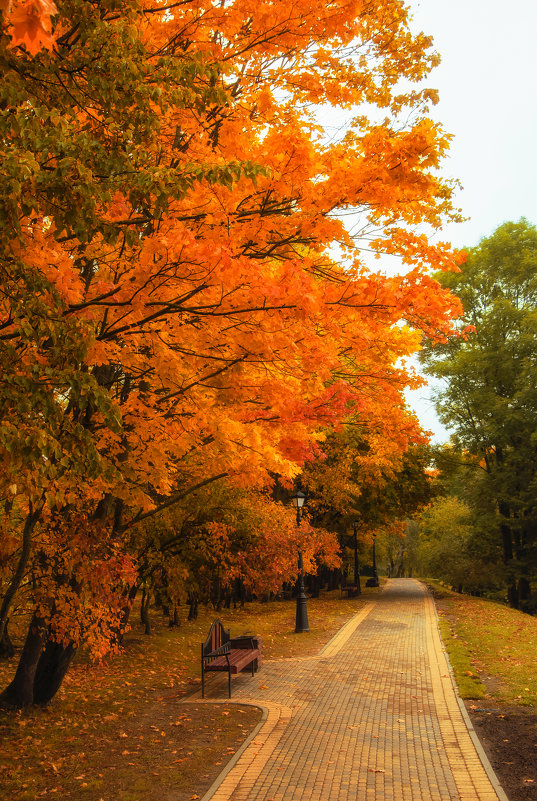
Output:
[
  {"xmin": 429, "ymin": 581, "xmax": 537, "ymax": 705},
  {"xmin": 0, "ymin": 589, "xmax": 377, "ymax": 801}
]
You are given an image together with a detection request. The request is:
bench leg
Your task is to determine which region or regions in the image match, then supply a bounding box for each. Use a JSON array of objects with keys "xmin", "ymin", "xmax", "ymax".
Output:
[
  {"xmin": 228, "ymin": 667, "xmax": 231, "ymax": 698},
  {"xmin": 201, "ymin": 664, "xmax": 205, "ymax": 699}
]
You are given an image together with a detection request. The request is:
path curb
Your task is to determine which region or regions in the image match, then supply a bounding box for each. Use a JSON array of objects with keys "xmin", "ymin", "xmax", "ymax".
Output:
[{"xmin": 424, "ymin": 583, "xmax": 509, "ymax": 801}]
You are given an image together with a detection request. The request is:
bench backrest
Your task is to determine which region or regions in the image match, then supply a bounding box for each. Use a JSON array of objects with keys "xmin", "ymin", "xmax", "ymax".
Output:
[{"xmin": 202, "ymin": 619, "xmax": 230, "ymax": 657}]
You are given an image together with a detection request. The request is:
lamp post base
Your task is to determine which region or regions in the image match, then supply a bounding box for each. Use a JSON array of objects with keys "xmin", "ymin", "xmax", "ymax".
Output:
[{"xmin": 295, "ymin": 592, "xmax": 309, "ymax": 633}]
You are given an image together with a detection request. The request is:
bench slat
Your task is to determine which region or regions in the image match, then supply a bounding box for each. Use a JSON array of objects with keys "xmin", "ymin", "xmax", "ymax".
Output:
[{"xmin": 204, "ymin": 648, "xmax": 260, "ymax": 674}]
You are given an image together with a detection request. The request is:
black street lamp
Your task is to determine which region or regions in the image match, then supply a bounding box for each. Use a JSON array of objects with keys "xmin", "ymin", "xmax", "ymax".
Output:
[
  {"xmin": 292, "ymin": 491, "xmax": 309, "ymax": 633},
  {"xmin": 371, "ymin": 532, "xmax": 379, "ymax": 586},
  {"xmin": 353, "ymin": 520, "xmax": 361, "ymax": 595}
]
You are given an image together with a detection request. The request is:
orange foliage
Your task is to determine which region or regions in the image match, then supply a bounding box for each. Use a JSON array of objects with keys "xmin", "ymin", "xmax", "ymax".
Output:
[
  {"xmin": 2, "ymin": 0, "xmax": 57, "ymax": 53},
  {"xmin": 0, "ymin": 0, "xmax": 462, "ymax": 681}
]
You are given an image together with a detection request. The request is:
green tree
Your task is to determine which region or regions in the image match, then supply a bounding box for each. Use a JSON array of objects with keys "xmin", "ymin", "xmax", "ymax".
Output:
[
  {"xmin": 414, "ymin": 495, "xmax": 501, "ymax": 591},
  {"xmin": 421, "ymin": 220, "xmax": 537, "ymax": 608}
]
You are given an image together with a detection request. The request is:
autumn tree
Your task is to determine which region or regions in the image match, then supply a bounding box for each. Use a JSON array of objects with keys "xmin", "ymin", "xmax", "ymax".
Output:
[
  {"xmin": 1, "ymin": 0, "xmax": 462, "ymax": 706},
  {"xmin": 301, "ymin": 420, "xmax": 434, "ymax": 580},
  {"xmin": 133, "ymin": 481, "xmax": 341, "ymax": 627},
  {"xmin": 421, "ymin": 220, "xmax": 537, "ymax": 608}
]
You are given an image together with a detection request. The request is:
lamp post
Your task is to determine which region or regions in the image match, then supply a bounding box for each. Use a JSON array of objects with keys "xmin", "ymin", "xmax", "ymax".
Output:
[
  {"xmin": 371, "ymin": 532, "xmax": 379, "ymax": 587},
  {"xmin": 292, "ymin": 491, "xmax": 309, "ymax": 633},
  {"xmin": 353, "ymin": 520, "xmax": 361, "ymax": 595}
]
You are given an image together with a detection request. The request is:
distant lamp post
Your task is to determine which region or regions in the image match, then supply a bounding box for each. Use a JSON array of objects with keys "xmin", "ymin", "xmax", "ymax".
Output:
[
  {"xmin": 372, "ymin": 532, "xmax": 379, "ymax": 586},
  {"xmin": 292, "ymin": 491, "xmax": 309, "ymax": 633},
  {"xmin": 353, "ymin": 520, "xmax": 361, "ymax": 595},
  {"xmin": 365, "ymin": 532, "xmax": 380, "ymax": 588}
]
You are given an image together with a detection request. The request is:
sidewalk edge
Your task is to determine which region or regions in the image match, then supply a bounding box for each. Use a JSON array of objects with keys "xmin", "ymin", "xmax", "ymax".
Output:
[
  {"xmin": 199, "ymin": 702, "xmax": 268, "ymax": 801},
  {"xmin": 424, "ymin": 583, "xmax": 510, "ymax": 801}
]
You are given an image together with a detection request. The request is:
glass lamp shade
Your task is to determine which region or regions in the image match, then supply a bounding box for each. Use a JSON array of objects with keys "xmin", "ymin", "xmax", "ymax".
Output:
[{"xmin": 292, "ymin": 491, "xmax": 306, "ymax": 509}]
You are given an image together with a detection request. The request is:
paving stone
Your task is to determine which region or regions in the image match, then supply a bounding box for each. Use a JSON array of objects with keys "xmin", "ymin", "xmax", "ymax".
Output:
[{"xmin": 198, "ymin": 578, "xmax": 507, "ymax": 801}]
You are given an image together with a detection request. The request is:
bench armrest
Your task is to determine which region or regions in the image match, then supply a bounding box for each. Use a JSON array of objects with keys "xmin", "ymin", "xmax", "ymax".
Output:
[
  {"xmin": 203, "ymin": 642, "xmax": 231, "ymax": 661},
  {"xmin": 229, "ymin": 635, "xmax": 261, "ymax": 650}
]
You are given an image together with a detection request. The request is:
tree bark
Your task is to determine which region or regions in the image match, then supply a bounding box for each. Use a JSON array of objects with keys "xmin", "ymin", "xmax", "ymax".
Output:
[
  {"xmin": 0, "ymin": 506, "xmax": 41, "ymax": 646},
  {"xmin": 33, "ymin": 638, "xmax": 77, "ymax": 705},
  {"xmin": 0, "ymin": 614, "xmax": 47, "ymax": 707},
  {"xmin": 0, "ymin": 619, "xmax": 15, "ymax": 659},
  {"xmin": 141, "ymin": 585, "xmax": 152, "ymax": 635},
  {"xmin": 111, "ymin": 584, "xmax": 138, "ymax": 645},
  {"xmin": 188, "ymin": 592, "xmax": 198, "ymax": 620}
]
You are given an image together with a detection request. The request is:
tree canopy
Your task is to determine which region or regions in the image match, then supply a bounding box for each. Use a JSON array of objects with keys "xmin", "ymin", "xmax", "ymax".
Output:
[
  {"xmin": 0, "ymin": 0, "xmax": 462, "ymax": 706},
  {"xmin": 421, "ymin": 220, "xmax": 537, "ymax": 608}
]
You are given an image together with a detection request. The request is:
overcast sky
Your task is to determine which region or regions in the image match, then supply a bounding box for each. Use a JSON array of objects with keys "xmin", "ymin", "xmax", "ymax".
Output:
[{"xmin": 403, "ymin": 0, "xmax": 537, "ymax": 440}]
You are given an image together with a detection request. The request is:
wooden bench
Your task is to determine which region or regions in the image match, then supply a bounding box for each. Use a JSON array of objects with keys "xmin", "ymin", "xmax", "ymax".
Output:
[{"xmin": 201, "ymin": 619, "xmax": 261, "ymax": 698}]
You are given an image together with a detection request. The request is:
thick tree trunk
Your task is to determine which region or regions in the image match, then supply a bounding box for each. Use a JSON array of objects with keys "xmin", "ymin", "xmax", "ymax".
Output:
[
  {"xmin": 33, "ymin": 638, "xmax": 77, "ymax": 705},
  {"xmin": 0, "ymin": 614, "xmax": 47, "ymax": 707}
]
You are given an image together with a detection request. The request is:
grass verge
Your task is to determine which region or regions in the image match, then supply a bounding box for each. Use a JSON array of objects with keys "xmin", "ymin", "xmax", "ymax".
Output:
[
  {"xmin": 0, "ymin": 588, "xmax": 378, "ymax": 800},
  {"xmin": 428, "ymin": 581, "xmax": 537, "ymax": 705}
]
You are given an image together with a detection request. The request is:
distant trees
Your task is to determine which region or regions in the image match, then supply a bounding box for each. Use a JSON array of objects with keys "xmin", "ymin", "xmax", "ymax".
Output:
[
  {"xmin": 420, "ymin": 220, "xmax": 537, "ymax": 608},
  {"xmin": 301, "ymin": 423, "xmax": 435, "ymax": 580}
]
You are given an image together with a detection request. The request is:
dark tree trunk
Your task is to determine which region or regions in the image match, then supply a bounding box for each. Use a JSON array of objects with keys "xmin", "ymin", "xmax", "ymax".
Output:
[
  {"xmin": 212, "ymin": 578, "xmax": 222, "ymax": 610},
  {"xmin": 168, "ymin": 603, "xmax": 180, "ymax": 627},
  {"xmin": 499, "ymin": 501, "xmax": 518, "ymax": 608},
  {"xmin": 33, "ymin": 638, "xmax": 77, "ymax": 705},
  {"xmin": 111, "ymin": 584, "xmax": 138, "ymax": 645},
  {"xmin": 0, "ymin": 614, "xmax": 47, "ymax": 707},
  {"xmin": 141, "ymin": 586, "xmax": 152, "ymax": 635},
  {"xmin": 188, "ymin": 592, "xmax": 198, "ymax": 620},
  {"xmin": 0, "ymin": 619, "xmax": 15, "ymax": 659},
  {"xmin": 507, "ymin": 582, "xmax": 519, "ymax": 609},
  {"xmin": 0, "ymin": 506, "xmax": 41, "ymax": 646},
  {"xmin": 518, "ymin": 576, "xmax": 531, "ymax": 611},
  {"xmin": 499, "ymin": 500, "xmax": 513, "ymax": 562}
]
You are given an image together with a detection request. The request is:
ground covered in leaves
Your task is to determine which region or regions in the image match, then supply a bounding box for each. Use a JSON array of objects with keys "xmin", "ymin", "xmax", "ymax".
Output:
[
  {"xmin": 0, "ymin": 590, "xmax": 372, "ymax": 800},
  {"xmin": 3, "ymin": 585, "xmax": 535, "ymax": 801}
]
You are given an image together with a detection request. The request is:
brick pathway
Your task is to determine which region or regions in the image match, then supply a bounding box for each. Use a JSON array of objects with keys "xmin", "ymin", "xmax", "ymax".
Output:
[{"xmin": 198, "ymin": 578, "xmax": 507, "ymax": 801}]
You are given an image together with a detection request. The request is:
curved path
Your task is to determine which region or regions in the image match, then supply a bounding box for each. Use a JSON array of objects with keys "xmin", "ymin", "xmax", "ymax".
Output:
[{"xmin": 198, "ymin": 578, "xmax": 507, "ymax": 801}]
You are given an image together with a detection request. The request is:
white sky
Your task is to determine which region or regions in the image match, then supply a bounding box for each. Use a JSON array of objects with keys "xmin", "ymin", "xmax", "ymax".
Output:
[{"xmin": 403, "ymin": 0, "xmax": 537, "ymax": 440}]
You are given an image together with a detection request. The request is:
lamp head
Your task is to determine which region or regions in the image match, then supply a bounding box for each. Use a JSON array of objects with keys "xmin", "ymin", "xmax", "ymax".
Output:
[{"xmin": 292, "ymin": 491, "xmax": 306, "ymax": 509}]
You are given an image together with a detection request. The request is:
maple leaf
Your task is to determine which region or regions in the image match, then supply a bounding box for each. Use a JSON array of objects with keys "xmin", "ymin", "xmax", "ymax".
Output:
[{"xmin": 8, "ymin": 0, "xmax": 57, "ymax": 54}]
